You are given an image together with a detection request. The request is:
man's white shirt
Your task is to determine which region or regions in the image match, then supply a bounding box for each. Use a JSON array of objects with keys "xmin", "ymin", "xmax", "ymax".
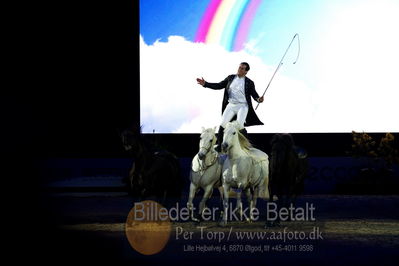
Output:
[{"xmin": 228, "ymin": 75, "xmax": 247, "ymax": 104}]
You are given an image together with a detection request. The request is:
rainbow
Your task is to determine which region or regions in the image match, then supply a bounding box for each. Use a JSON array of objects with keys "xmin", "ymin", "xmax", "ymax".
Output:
[{"xmin": 195, "ymin": 0, "xmax": 262, "ymax": 51}]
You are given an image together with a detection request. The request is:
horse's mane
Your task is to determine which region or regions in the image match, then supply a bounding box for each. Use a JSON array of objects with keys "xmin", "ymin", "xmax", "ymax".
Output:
[
  {"xmin": 226, "ymin": 121, "xmax": 253, "ymax": 151},
  {"xmin": 121, "ymin": 125, "xmax": 157, "ymax": 154},
  {"xmin": 238, "ymin": 131, "xmax": 253, "ymax": 151},
  {"xmin": 271, "ymin": 133, "xmax": 294, "ymax": 148}
]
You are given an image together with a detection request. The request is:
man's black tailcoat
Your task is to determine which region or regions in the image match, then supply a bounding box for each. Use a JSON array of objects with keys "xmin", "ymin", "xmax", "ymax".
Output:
[{"xmin": 204, "ymin": 74, "xmax": 264, "ymax": 127}]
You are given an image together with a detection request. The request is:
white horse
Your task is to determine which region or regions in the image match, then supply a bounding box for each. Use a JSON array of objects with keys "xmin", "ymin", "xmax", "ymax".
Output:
[
  {"xmin": 220, "ymin": 121, "xmax": 270, "ymax": 226},
  {"xmin": 187, "ymin": 127, "xmax": 225, "ymax": 222}
]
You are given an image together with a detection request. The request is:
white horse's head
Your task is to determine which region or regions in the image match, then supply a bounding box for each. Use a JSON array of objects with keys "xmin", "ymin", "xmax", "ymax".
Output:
[
  {"xmin": 198, "ymin": 127, "xmax": 217, "ymax": 160},
  {"xmin": 222, "ymin": 121, "xmax": 252, "ymax": 153}
]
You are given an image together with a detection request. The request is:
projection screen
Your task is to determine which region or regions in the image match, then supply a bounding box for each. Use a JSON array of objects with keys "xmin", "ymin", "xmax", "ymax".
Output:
[{"xmin": 140, "ymin": 0, "xmax": 399, "ymax": 133}]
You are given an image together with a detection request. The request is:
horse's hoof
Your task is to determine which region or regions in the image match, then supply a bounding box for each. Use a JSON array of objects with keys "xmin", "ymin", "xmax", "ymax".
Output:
[
  {"xmin": 246, "ymin": 218, "xmax": 254, "ymax": 223},
  {"xmin": 264, "ymin": 220, "xmax": 279, "ymax": 228},
  {"xmin": 264, "ymin": 222, "xmax": 272, "ymax": 228},
  {"xmin": 191, "ymin": 216, "xmax": 200, "ymax": 223},
  {"xmin": 218, "ymin": 221, "xmax": 227, "ymax": 227}
]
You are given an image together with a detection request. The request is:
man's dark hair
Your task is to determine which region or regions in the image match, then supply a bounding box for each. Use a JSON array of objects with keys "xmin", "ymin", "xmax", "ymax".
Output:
[{"xmin": 241, "ymin": 62, "xmax": 250, "ymax": 71}]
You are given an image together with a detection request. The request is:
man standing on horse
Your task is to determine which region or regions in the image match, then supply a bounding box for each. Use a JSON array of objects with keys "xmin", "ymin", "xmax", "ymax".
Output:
[{"xmin": 196, "ymin": 62, "xmax": 264, "ymax": 152}]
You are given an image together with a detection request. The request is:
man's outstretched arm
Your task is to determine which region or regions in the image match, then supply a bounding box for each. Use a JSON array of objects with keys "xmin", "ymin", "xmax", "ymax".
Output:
[{"xmin": 196, "ymin": 76, "xmax": 229, "ymax": 90}]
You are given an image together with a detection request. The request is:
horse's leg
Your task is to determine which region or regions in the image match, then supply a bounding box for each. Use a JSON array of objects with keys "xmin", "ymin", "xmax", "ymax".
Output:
[
  {"xmin": 253, "ymin": 191, "xmax": 258, "ymax": 222},
  {"xmin": 289, "ymin": 195, "xmax": 298, "ymax": 221},
  {"xmin": 265, "ymin": 190, "xmax": 281, "ymax": 228},
  {"xmin": 235, "ymin": 189, "xmax": 243, "ymax": 221},
  {"xmin": 252, "ymin": 187, "xmax": 259, "ymax": 222},
  {"xmin": 264, "ymin": 193, "xmax": 273, "ymax": 228},
  {"xmin": 217, "ymin": 186, "xmax": 224, "ymax": 219},
  {"xmin": 187, "ymin": 182, "xmax": 199, "ymax": 222},
  {"xmin": 199, "ymin": 185, "xmax": 213, "ymax": 219},
  {"xmin": 220, "ymin": 184, "xmax": 230, "ymax": 227},
  {"xmin": 127, "ymin": 162, "xmax": 135, "ymax": 195},
  {"xmin": 275, "ymin": 193, "xmax": 283, "ymax": 226},
  {"xmin": 264, "ymin": 170, "xmax": 270, "ymax": 201},
  {"xmin": 287, "ymin": 177, "xmax": 301, "ymax": 221},
  {"xmin": 244, "ymin": 188, "xmax": 254, "ymax": 222}
]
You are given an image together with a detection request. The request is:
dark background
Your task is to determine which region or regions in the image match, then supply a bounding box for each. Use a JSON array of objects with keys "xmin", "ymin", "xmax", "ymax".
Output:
[
  {"xmin": 7, "ymin": 0, "xmax": 139, "ymax": 158},
  {"xmin": 4, "ymin": 1, "xmax": 139, "ymax": 263}
]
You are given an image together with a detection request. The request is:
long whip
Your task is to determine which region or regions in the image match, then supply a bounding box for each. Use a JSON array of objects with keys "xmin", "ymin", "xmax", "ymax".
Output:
[{"xmin": 255, "ymin": 33, "xmax": 300, "ymax": 110}]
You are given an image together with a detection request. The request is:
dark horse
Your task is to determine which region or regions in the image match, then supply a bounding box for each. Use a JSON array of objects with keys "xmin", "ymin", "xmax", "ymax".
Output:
[
  {"xmin": 121, "ymin": 128, "xmax": 183, "ymax": 207},
  {"xmin": 266, "ymin": 133, "xmax": 308, "ymax": 227}
]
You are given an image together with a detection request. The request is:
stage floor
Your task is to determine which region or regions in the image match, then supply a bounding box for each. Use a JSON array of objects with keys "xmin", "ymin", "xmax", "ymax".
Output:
[{"xmin": 37, "ymin": 193, "xmax": 399, "ymax": 265}]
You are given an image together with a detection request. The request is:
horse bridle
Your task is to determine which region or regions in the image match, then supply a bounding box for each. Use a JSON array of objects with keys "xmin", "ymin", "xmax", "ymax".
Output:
[
  {"xmin": 199, "ymin": 144, "xmax": 212, "ymax": 154},
  {"xmin": 196, "ymin": 135, "xmax": 218, "ymax": 175},
  {"xmin": 199, "ymin": 135, "xmax": 217, "ymax": 154}
]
